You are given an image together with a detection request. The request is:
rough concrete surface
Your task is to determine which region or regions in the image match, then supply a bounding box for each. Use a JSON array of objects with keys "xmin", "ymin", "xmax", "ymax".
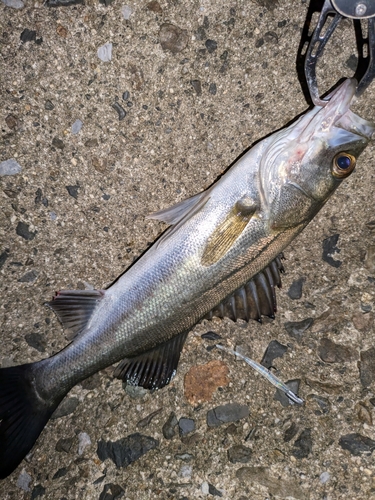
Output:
[{"xmin": 1, "ymin": 0, "xmax": 375, "ymax": 499}]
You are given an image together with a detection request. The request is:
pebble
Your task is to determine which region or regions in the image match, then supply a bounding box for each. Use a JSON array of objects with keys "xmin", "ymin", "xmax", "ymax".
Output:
[
  {"xmin": 318, "ymin": 338, "xmax": 357, "ymax": 364},
  {"xmin": 175, "ymin": 453, "xmax": 194, "ymax": 462},
  {"xmin": 78, "ymin": 432, "xmax": 92, "ymax": 455},
  {"xmin": 292, "ymin": 428, "xmax": 313, "ymax": 459},
  {"xmin": 352, "ymin": 311, "xmax": 373, "ymax": 332},
  {"xmin": 284, "ymin": 422, "xmax": 299, "ymax": 442},
  {"xmin": 55, "ymin": 437, "xmax": 75, "ymax": 453},
  {"xmin": 178, "ymin": 417, "xmax": 195, "ymax": 436},
  {"xmin": 206, "ymin": 403, "xmax": 249, "ymax": 427},
  {"xmin": 121, "ymin": 5, "xmax": 133, "ymax": 20},
  {"xmin": 52, "ymin": 137, "xmax": 65, "ymax": 150},
  {"xmin": 20, "ymin": 29, "xmax": 36, "ymax": 43},
  {"xmin": 125, "ymin": 384, "xmax": 148, "ymax": 399},
  {"xmin": 205, "ymin": 39, "xmax": 217, "ymax": 53},
  {"xmin": 322, "ymin": 234, "xmax": 342, "ymax": 267},
  {"xmin": 56, "ymin": 24, "xmax": 68, "ymax": 38},
  {"xmin": 51, "ymin": 397, "xmax": 79, "ymax": 419},
  {"xmin": 112, "ymin": 102, "xmax": 126, "ymax": 121},
  {"xmin": 287, "ymin": 277, "xmax": 305, "ymax": 300},
  {"xmin": 97, "ymin": 433, "xmax": 159, "ymax": 467},
  {"xmin": 261, "ymin": 339, "xmax": 287, "ymax": 369},
  {"xmin": 359, "ymin": 347, "xmax": 375, "ymax": 387},
  {"xmin": 184, "ymin": 360, "xmax": 229, "ymax": 405},
  {"xmin": 50, "ymin": 212, "xmax": 57, "ymax": 221},
  {"xmin": 1, "ymin": 0, "xmax": 24, "ymax": 8},
  {"xmin": 18, "ymin": 270, "xmax": 38, "ymax": 283},
  {"xmin": 71, "ymin": 119, "xmax": 83, "ymax": 134},
  {"xmin": 99, "ymin": 483, "xmax": 125, "ymax": 500},
  {"xmin": 0, "ymin": 249, "xmax": 9, "ymax": 269},
  {"xmin": 45, "ymin": 100, "xmax": 55, "ymax": 110},
  {"xmin": 227, "ymin": 444, "xmax": 252, "ymax": 463},
  {"xmin": 159, "ymin": 23, "xmax": 189, "ymax": 54},
  {"xmin": 16, "ymin": 470, "xmax": 32, "ymax": 491},
  {"xmin": 308, "ymin": 394, "xmax": 331, "ymax": 415},
  {"xmin": 25, "ymin": 332, "xmax": 46, "ymax": 353},
  {"xmin": 356, "ymin": 402, "xmax": 373, "ymax": 425},
  {"xmin": 0, "ymin": 158, "xmax": 22, "ymax": 176},
  {"xmin": 339, "ymin": 433, "xmax": 375, "ymax": 456},
  {"xmin": 208, "ymin": 483, "xmax": 223, "ymax": 497},
  {"xmin": 66, "ymin": 184, "xmax": 80, "ymax": 199},
  {"xmin": 209, "ymin": 83, "xmax": 217, "ymax": 95},
  {"xmin": 162, "ymin": 412, "xmax": 178, "ymax": 439},
  {"xmin": 97, "ymin": 42, "xmax": 113, "ymax": 62},
  {"xmin": 52, "ymin": 467, "xmax": 68, "ymax": 479},
  {"xmin": 284, "ymin": 317, "xmax": 313, "ymax": 340},
  {"xmin": 122, "ymin": 91, "xmax": 130, "ymax": 100},
  {"xmin": 16, "ymin": 222, "xmax": 37, "ymax": 241},
  {"xmin": 201, "ymin": 331, "xmax": 222, "ymax": 341},
  {"xmin": 179, "ymin": 465, "xmax": 192, "ymax": 478},
  {"xmin": 5, "ymin": 114, "xmax": 18, "ymax": 129},
  {"xmin": 320, "ymin": 472, "xmax": 330, "ymax": 484},
  {"xmin": 274, "ymin": 379, "xmax": 301, "ymax": 407},
  {"xmin": 137, "ymin": 408, "xmax": 162, "ymax": 428},
  {"xmin": 31, "ymin": 484, "xmax": 46, "ymax": 499},
  {"xmin": 147, "ymin": 0, "xmax": 162, "ymax": 14},
  {"xmin": 190, "ymin": 79, "xmax": 202, "ymax": 96}
]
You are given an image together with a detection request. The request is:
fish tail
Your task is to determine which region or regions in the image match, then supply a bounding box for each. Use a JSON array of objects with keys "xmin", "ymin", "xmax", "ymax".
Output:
[{"xmin": 0, "ymin": 363, "xmax": 63, "ymax": 479}]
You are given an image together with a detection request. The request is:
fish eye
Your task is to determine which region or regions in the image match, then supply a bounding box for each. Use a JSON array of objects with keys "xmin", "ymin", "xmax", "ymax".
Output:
[{"xmin": 332, "ymin": 153, "xmax": 356, "ymax": 178}]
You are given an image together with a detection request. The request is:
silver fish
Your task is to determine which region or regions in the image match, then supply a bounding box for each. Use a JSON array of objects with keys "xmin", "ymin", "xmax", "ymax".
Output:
[{"xmin": 0, "ymin": 79, "xmax": 373, "ymax": 479}]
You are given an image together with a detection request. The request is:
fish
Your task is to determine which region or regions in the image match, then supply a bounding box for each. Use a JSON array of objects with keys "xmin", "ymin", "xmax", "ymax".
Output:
[{"xmin": 0, "ymin": 78, "xmax": 373, "ymax": 479}]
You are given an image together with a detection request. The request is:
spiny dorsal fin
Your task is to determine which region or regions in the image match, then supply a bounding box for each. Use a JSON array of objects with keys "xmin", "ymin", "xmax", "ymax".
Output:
[
  {"xmin": 204, "ymin": 255, "xmax": 284, "ymax": 323},
  {"xmin": 46, "ymin": 289, "xmax": 105, "ymax": 339},
  {"xmin": 113, "ymin": 331, "xmax": 189, "ymax": 390}
]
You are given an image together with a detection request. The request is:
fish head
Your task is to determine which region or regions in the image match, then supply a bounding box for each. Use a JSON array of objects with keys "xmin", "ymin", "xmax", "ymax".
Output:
[{"xmin": 261, "ymin": 79, "xmax": 374, "ymax": 229}]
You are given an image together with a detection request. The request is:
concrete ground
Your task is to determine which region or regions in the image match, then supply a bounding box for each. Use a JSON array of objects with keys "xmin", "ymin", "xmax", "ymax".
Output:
[{"xmin": 1, "ymin": 0, "xmax": 375, "ymax": 499}]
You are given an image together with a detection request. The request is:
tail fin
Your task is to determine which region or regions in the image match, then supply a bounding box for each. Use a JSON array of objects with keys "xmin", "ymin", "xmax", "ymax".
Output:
[{"xmin": 0, "ymin": 363, "xmax": 62, "ymax": 479}]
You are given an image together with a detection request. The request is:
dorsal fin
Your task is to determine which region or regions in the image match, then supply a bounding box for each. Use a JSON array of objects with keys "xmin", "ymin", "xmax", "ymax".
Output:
[
  {"xmin": 204, "ymin": 255, "xmax": 284, "ymax": 323},
  {"xmin": 46, "ymin": 289, "xmax": 105, "ymax": 339},
  {"xmin": 113, "ymin": 331, "xmax": 189, "ymax": 390}
]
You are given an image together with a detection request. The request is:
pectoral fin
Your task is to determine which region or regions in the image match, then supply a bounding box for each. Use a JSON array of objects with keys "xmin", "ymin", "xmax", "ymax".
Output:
[
  {"xmin": 201, "ymin": 196, "xmax": 257, "ymax": 266},
  {"xmin": 204, "ymin": 255, "xmax": 284, "ymax": 322}
]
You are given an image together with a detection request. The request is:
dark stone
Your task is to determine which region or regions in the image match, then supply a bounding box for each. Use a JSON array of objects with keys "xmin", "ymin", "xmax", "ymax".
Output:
[
  {"xmin": 99, "ymin": 483, "xmax": 125, "ymax": 500},
  {"xmin": 190, "ymin": 80, "xmax": 202, "ymax": 96},
  {"xmin": 45, "ymin": 100, "xmax": 55, "ymax": 110},
  {"xmin": 339, "ymin": 433, "xmax": 375, "ymax": 456},
  {"xmin": 274, "ymin": 379, "xmax": 301, "ymax": 407},
  {"xmin": 284, "ymin": 318, "xmax": 313, "ymax": 340},
  {"xmin": 178, "ymin": 418, "xmax": 195, "ymax": 436},
  {"xmin": 359, "ymin": 347, "xmax": 375, "ymax": 387},
  {"xmin": 97, "ymin": 433, "xmax": 159, "ymax": 468},
  {"xmin": 264, "ymin": 31, "xmax": 278, "ymax": 44},
  {"xmin": 208, "ymin": 483, "xmax": 223, "ymax": 497},
  {"xmin": 318, "ymin": 338, "xmax": 357, "ymax": 364},
  {"xmin": 209, "ymin": 83, "xmax": 217, "ymax": 95},
  {"xmin": 93, "ymin": 475, "xmax": 106, "ymax": 484},
  {"xmin": 195, "ymin": 26, "xmax": 206, "ymax": 41},
  {"xmin": 283, "ymin": 422, "xmax": 299, "ymax": 442},
  {"xmin": 346, "ymin": 54, "xmax": 358, "ymax": 71},
  {"xmin": 261, "ymin": 340, "xmax": 288, "ymax": 369},
  {"xmin": 201, "ymin": 331, "xmax": 222, "ymax": 341},
  {"xmin": 159, "ymin": 23, "xmax": 188, "ymax": 54},
  {"xmin": 287, "ymin": 278, "xmax": 305, "ymax": 300},
  {"xmin": 31, "ymin": 484, "xmax": 45, "ymax": 499},
  {"xmin": 122, "ymin": 91, "xmax": 130, "ymax": 101},
  {"xmin": 254, "ymin": 0, "xmax": 279, "ymax": 9},
  {"xmin": 112, "ymin": 102, "xmax": 126, "ymax": 121},
  {"xmin": 227, "ymin": 444, "xmax": 252, "ymax": 463},
  {"xmin": 205, "ymin": 39, "xmax": 217, "ymax": 53},
  {"xmin": 162, "ymin": 412, "xmax": 178, "ymax": 439},
  {"xmin": 292, "ymin": 428, "xmax": 312, "ymax": 459},
  {"xmin": 52, "ymin": 137, "xmax": 65, "ymax": 150},
  {"xmin": 137, "ymin": 408, "xmax": 162, "ymax": 428},
  {"xmin": 18, "ymin": 270, "xmax": 38, "ymax": 283},
  {"xmin": 147, "ymin": 0, "xmax": 162, "ymax": 14},
  {"xmin": 322, "ymin": 234, "xmax": 342, "ymax": 268},
  {"xmin": 16, "ymin": 222, "xmax": 36, "ymax": 241},
  {"xmin": 66, "ymin": 184, "xmax": 80, "ymax": 199},
  {"xmin": 5, "ymin": 114, "xmax": 18, "ymax": 129},
  {"xmin": 51, "ymin": 397, "xmax": 79, "ymax": 419},
  {"xmin": 0, "ymin": 249, "xmax": 9, "ymax": 269},
  {"xmin": 207, "ymin": 403, "xmax": 249, "ymax": 427},
  {"xmin": 309, "ymin": 394, "xmax": 331, "ymax": 415},
  {"xmin": 25, "ymin": 332, "xmax": 46, "ymax": 353},
  {"xmin": 255, "ymin": 38, "xmax": 264, "ymax": 48},
  {"xmin": 35, "ymin": 188, "xmax": 48, "ymax": 207},
  {"xmin": 55, "ymin": 437, "xmax": 74, "ymax": 453},
  {"xmin": 20, "ymin": 29, "xmax": 36, "ymax": 43},
  {"xmin": 45, "ymin": 0, "xmax": 84, "ymax": 6},
  {"xmin": 85, "ymin": 138, "xmax": 99, "ymax": 147},
  {"xmin": 52, "ymin": 467, "xmax": 68, "ymax": 479}
]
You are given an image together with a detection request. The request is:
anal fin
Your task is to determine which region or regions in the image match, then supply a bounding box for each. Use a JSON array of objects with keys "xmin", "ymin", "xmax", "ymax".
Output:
[{"xmin": 113, "ymin": 331, "xmax": 189, "ymax": 391}]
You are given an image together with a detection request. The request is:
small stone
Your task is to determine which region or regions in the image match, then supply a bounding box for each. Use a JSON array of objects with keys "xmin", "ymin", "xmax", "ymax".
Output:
[
  {"xmin": 264, "ymin": 31, "xmax": 278, "ymax": 44},
  {"xmin": 322, "ymin": 234, "xmax": 342, "ymax": 268},
  {"xmin": 45, "ymin": 100, "xmax": 55, "ymax": 110},
  {"xmin": 137, "ymin": 408, "xmax": 162, "ymax": 428},
  {"xmin": 261, "ymin": 340, "xmax": 288, "ymax": 369},
  {"xmin": 175, "ymin": 453, "xmax": 194, "ymax": 462},
  {"xmin": 52, "ymin": 137, "xmax": 65, "ymax": 150},
  {"xmin": 356, "ymin": 402, "xmax": 373, "ymax": 425},
  {"xmin": 52, "ymin": 467, "xmax": 68, "ymax": 479},
  {"xmin": 98, "ymin": 42, "xmax": 113, "ymax": 62},
  {"xmin": 78, "ymin": 432, "xmax": 91, "ymax": 455},
  {"xmin": 292, "ymin": 428, "xmax": 312, "ymax": 459},
  {"xmin": 147, "ymin": 0, "xmax": 162, "ymax": 14},
  {"xmin": 320, "ymin": 472, "xmax": 330, "ymax": 484},
  {"xmin": 339, "ymin": 433, "xmax": 375, "ymax": 456},
  {"xmin": 66, "ymin": 184, "xmax": 80, "ymax": 199},
  {"xmin": 208, "ymin": 483, "xmax": 223, "ymax": 497},
  {"xmin": 121, "ymin": 5, "xmax": 132, "ymax": 19},
  {"xmin": 85, "ymin": 138, "xmax": 99, "ymax": 147},
  {"xmin": 284, "ymin": 422, "xmax": 299, "ymax": 442},
  {"xmin": 287, "ymin": 278, "xmax": 305, "ymax": 300},
  {"xmin": 346, "ymin": 54, "xmax": 358, "ymax": 71},
  {"xmin": 162, "ymin": 412, "xmax": 178, "ymax": 439},
  {"xmin": 56, "ymin": 24, "xmax": 68, "ymax": 38},
  {"xmin": 55, "ymin": 437, "xmax": 74, "ymax": 453},
  {"xmin": 16, "ymin": 222, "xmax": 36, "ymax": 241},
  {"xmin": 274, "ymin": 379, "xmax": 301, "ymax": 407},
  {"xmin": 190, "ymin": 80, "xmax": 202, "ymax": 96},
  {"xmin": 122, "ymin": 91, "xmax": 130, "ymax": 101},
  {"xmin": 209, "ymin": 83, "xmax": 217, "ymax": 95},
  {"xmin": 20, "ymin": 29, "xmax": 36, "ymax": 43},
  {"xmin": 5, "ymin": 114, "xmax": 18, "ymax": 129},
  {"xmin": 52, "ymin": 397, "xmax": 79, "ymax": 419},
  {"xmin": 99, "ymin": 483, "xmax": 125, "ymax": 500},
  {"xmin": 71, "ymin": 119, "xmax": 83, "ymax": 134},
  {"xmin": 1, "ymin": 0, "xmax": 24, "ymax": 8},
  {"xmin": 184, "ymin": 360, "xmax": 229, "ymax": 405},
  {"xmin": 159, "ymin": 23, "xmax": 188, "ymax": 54},
  {"xmin": 18, "ymin": 270, "xmax": 38, "ymax": 283},
  {"xmin": 97, "ymin": 433, "xmax": 159, "ymax": 468},
  {"xmin": 25, "ymin": 332, "xmax": 46, "ymax": 353},
  {"xmin": 0, "ymin": 158, "xmax": 22, "ymax": 176},
  {"xmin": 205, "ymin": 39, "xmax": 217, "ymax": 53},
  {"xmin": 227, "ymin": 444, "xmax": 252, "ymax": 463},
  {"xmin": 207, "ymin": 403, "xmax": 249, "ymax": 427},
  {"xmin": 31, "ymin": 484, "xmax": 45, "ymax": 499},
  {"xmin": 352, "ymin": 311, "xmax": 373, "ymax": 332},
  {"xmin": 179, "ymin": 418, "xmax": 195, "ymax": 436},
  {"xmin": 0, "ymin": 249, "xmax": 9, "ymax": 269},
  {"xmin": 284, "ymin": 317, "xmax": 313, "ymax": 340},
  {"xmin": 112, "ymin": 102, "xmax": 126, "ymax": 121},
  {"xmin": 308, "ymin": 394, "xmax": 331, "ymax": 415},
  {"xmin": 201, "ymin": 481, "xmax": 209, "ymax": 494},
  {"xmin": 201, "ymin": 331, "xmax": 221, "ymax": 341},
  {"xmin": 359, "ymin": 347, "xmax": 375, "ymax": 387},
  {"xmin": 318, "ymin": 338, "xmax": 357, "ymax": 363},
  {"xmin": 16, "ymin": 470, "xmax": 32, "ymax": 491},
  {"xmin": 179, "ymin": 465, "xmax": 192, "ymax": 478},
  {"xmin": 124, "ymin": 384, "xmax": 148, "ymax": 399}
]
